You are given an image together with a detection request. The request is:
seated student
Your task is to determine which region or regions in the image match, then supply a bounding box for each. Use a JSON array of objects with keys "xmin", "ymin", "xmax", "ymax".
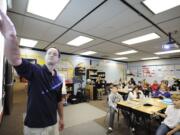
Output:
[
  {"xmin": 127, "ymin": 86, "xmax": 145, "ymax": 100},
  {"xmin": 153, "ymin": 84, "xmax": 171, "ymax": 99},
  {"xmin": 151, "ymin": 80, "xmax": 159, "ymax": 93},
  {"xmin": 107, "ymin": 84, "xmax": 123, "ymax": 133},
  {"xmin": 154, "ymin": 94, "xmax": 180, "ymax": 135},
  {"xmin": 142, "ymin": 79, "xmax": 151, "ymax": 97}
]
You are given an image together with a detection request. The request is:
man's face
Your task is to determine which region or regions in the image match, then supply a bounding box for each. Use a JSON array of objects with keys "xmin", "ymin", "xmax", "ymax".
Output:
[{"xmin": 45, "ymin": 48, "xmax": 60, "ymax": 65}]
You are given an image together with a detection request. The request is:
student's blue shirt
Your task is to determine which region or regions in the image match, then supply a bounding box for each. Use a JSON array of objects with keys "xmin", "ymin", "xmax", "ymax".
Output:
[
  {"xmin": 152, "ymin": 90, "xmax": 171, "ymax": 98},
  {"xmin": 14, "ymin": 59, "xmax": 63, "ymax": 128}
]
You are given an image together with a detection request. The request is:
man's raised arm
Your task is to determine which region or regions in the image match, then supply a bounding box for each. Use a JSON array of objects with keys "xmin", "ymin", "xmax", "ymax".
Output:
[{"xmin": 0, "ymin": 10, "xmax": 22, "ymax": 66}]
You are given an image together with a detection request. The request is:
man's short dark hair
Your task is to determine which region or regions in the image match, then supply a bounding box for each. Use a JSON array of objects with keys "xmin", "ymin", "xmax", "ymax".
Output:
[{"xmin": 47, "ymin": 47, "xmax": 61, "ymax": 58}]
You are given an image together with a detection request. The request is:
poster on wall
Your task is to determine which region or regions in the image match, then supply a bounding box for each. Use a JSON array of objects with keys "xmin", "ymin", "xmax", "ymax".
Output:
[{"xmin": 142, "ymin": 65, "xmax": 155, "ymax": 77}]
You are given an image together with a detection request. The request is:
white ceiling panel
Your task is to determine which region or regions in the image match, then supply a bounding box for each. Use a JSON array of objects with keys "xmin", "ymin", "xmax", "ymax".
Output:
[
  {"xmin": 17, "ymin": 37, "xmax": 49, "ymax": 49},
  {"xmin": 8, "ymin": 12, "xmax": 24, "ymax": 36},
  {"xmin": 85, "ymin": 42, "xmax": 130, "ymax": 54},
  {"xmin": 112, "ymin": 26, "xmax": 167, "ymax": 46},
  {"xmin": 158, "ymin": 18, "xmax": 180, "ymax": 35},
  {"xmin": 75, "ymin": 48, "xmax": 112, "ymax": 58},
  {"xmin": 41, "ymin": 25, "xmax": 67, "ymax": 43},
  {"xmin": 79, "ymin": 9, "xmax": 151, "ymax": 39},
  {"xmin": 73, "ymin": 0, "xmax": 128, "ymax": 32},
  {"xmin": 21, "ymin": 17, "xmax": 54, "ymax": 41},
  {"xmin": 104, "ymin": 20, "xmax": 151, "ymax": 40},
  {"xmin": 175, "ymin": 35, "xmax": 180, "ymax": 43},
  {"xmin": 54, "ymin": 0, "xmax": 105, "ymax": 28},
  {"xmin": 10, "ymin": 0, "xmax": 28, "ymax": 14},
  {"xmin": 55, "ymin": 30, "xmax": 104, "ymax": 48},
  {"xmin": 151, "ymin": 7, "xmax": 180, "ymax": 24},
  {"xmin": 9, "ymin": 0, "xmax": 180, "ymax": 62},
  {"xmin": 131, "ymin": 2, "xmax": 180, "ymax": 24},
  {"xmin": 134, "ymin": 40, "xmax": 167, "ymax": 53},
  {"xmin": 49, "ymin": 43, "xmax": 77, "ymax": 53},
  {"xmin": 34, "ymin": 41, "xmax": 50, "ymax": 49}
]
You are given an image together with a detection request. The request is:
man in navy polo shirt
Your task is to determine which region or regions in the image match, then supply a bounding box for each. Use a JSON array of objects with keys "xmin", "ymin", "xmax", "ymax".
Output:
[{"xmin": 0, "ymin": 10, "xmax": 64, "ymax": 135}]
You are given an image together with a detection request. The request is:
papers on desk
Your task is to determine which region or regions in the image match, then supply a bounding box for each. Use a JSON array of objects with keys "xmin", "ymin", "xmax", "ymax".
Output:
[
  {"xmin": 126, "ymin": 100, "xmax": 142, "ymax": 108},
  {"xmin": 161, "ymin": 98, "xmax": 173, "ymax": 105}
]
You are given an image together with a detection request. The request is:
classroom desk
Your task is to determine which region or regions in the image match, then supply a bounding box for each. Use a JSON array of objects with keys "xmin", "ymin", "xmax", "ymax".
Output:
[
  {"xmin": 117, "ymin": 98, "xmax": 167, "ymax": 134},
  {"xmin": 170, "ymin": 90, "xmax": 180, "ymax": 95}
]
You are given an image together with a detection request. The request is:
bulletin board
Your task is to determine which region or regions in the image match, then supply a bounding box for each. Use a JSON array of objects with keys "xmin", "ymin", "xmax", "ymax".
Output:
[{"xmin": 128, "ymin": 64, "xmax": 180, "ymax": 84}]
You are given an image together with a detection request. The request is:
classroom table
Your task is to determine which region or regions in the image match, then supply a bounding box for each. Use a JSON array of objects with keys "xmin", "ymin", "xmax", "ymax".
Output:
[
  {"xmin": 117, "ymin": 98, "xmax": 167, "ymax": 134},
  {"xmin": 170, "ymin": 90, "xmax": 180, "ymax": 95}
]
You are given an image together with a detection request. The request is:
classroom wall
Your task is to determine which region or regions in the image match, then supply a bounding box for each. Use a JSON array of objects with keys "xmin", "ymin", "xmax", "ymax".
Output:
[
  {"xmin": 19, "ymin": 48, "xmax": 127, "ymax": 94},
  {"xmin": 127, "ymin": 58, "xmax": 180, "ymax": 85}
]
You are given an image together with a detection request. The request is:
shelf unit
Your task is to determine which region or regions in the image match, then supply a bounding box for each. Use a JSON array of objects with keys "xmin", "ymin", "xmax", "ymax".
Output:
[
  {"xmin": 86, "ymin": 69, "xmax": 98, "ymax": 85},
  {"xmin": 97, "ymin": 72, "xmax": 106, "ymax": 89}
]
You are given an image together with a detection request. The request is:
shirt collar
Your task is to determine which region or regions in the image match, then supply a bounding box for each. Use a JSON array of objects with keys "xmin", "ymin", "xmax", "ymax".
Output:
[{"xmin": 43, "ymin": 65, "xmax": 57, "ymax": 76}]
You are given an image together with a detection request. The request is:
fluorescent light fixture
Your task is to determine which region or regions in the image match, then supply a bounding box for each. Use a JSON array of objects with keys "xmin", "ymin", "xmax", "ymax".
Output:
[
  {"xmin": 67, "ymin": 36, "xmax": 93, "ymax": 46},
  {"xmin": 115, "ymin": 50, "xmax": 138, "ymax": 55},
  {"xmin": 143, "ymin": 0, "xmax": 180, "ymax": 14},
  {"xmin": 141, "ymin": 57, "xmax": 160, "ymax": 60},
  {"xmin": 113, "ymin": 57, "xmax": 128, "ymax": 60},
  {"xmin": 80, "ymin": 51, "xmax": 96, "ymax": 55},
  {"xmin": 154, "ymin": 49, "xmax": 180, "ymax": 55},
  {"xmin": 20, "ymin": 38, "xmax": 38, "ymax": 47},
  {"xmin": 122, "ymin": 33, "xmax": 160, "ymax": 45},
  {"xmin": 27, "ymin": 0, "xmax": 70, "ymax": 20}
]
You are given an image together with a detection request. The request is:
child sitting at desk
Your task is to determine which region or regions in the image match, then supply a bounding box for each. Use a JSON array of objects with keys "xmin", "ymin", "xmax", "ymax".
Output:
[
  {"xmin": 107, "ymin": 84, "xmax": 123, "ymax": 133},
  {"xmin": 127, "ymin": 86, "xmax": 145, "ymax": 100},
  {"xmin": 152, "ymin": 84, "xmax": 171, "ymax": 99},
  {"xmin": 154, "ymin": 94, "xmax": 180, "ymax": 135}
]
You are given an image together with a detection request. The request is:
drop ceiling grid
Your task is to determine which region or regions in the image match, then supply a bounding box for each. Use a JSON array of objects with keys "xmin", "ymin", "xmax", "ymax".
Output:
[
  {"xmin": 83, "ymin": 42, "xmax": 131, "ymax": 54},
  {"xmin": 73, "ymin": 0, "xmax": 128, "ymax": 33},
  {"xmin": 54, "ymin": 30, "xmax": 105, "ymax": 48},
  {"xmin": 54, "ymin": 0, "xmax": 105, "ymax": 28}
]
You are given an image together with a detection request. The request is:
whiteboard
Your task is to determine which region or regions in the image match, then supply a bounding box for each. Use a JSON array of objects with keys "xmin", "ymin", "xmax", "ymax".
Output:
[{"xmin": 128, "ymin": 64, "xmax": 179, "ymax": 85}]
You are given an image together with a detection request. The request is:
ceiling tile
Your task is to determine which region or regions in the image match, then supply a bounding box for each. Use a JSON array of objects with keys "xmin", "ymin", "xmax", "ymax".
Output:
[
  {"xmin": 55, "ymin": 30, "xmax": 104, "ymax": 48},
  {"xmin": 73, "ymin": 0, "xmax": 128, "ymax": 32},
  {"xmin": 8, "ymin": 12, "xmax": 24, "ymax": 36},
  {"xmin": 85, "ymin": 42, "xmax": 130, "ymax": 54},
  {"xmin": 54, "ymin": 0, "xmax": 105, "ymax": 28}
]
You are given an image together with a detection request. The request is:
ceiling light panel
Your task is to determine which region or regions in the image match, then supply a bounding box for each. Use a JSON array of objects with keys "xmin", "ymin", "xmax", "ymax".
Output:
[
  {"xmin": 115, "ymin": 50, "xmax": 138, "ymax": 55},
  {"xmin": 113, "ymin": 57, "xmax": 128, "ymax": 60},
  {"xmin": 154, "ymin": 49, "xmax": 180, "ymax": 55},
  {"xmin": 122, "ymin": 33, "xmax": 160, "ymax": 45},
  {"xmin": 67, "ymin": 36, "xmax": 93, "ymax": 46},
  {"xmin": 20, "ymin": 38, "xmax": 38, "ymax": 47},
  {"xmin": 80, "ymin": 51, "xmax": 97, "ymax": 55},
  {"xmin": 27, "ymin": 0, "xmax": 70, "ymax": 20},
  {"xmin": 141, "ymin": 57, "xmax": 160, "ymax": 60},
  {"xmin": 143, "ymin": 0, "xmax": 180, "ymax": 14}
]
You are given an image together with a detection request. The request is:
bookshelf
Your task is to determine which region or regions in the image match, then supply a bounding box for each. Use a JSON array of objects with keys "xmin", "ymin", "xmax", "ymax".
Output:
[{"xmin": 86, "ymin": 69, "xmax": 98, "ymax": 85}]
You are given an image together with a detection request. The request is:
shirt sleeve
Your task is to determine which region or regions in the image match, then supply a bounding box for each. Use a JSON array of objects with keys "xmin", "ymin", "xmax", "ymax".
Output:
[
  {"xmin": 14, "ymin": 59, "xmax": 36, "ymax": 81},
  {"xmin": 165, "ymin": 106, "xmax": 171, "ymax": 115}
]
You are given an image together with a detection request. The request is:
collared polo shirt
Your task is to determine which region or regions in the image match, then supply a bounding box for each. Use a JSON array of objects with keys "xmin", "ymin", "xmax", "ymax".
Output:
[{"xmin": 14, "ymin": 59, "xmax": 63, "ymax": 128}]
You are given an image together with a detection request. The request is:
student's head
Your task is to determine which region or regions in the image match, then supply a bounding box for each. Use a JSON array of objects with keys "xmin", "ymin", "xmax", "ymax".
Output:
[
  {"xmin": 132, "ymin": 85, "xmax": 139, "ymax": 93},
  {"xmin": 171, "ymin": 94, "xmax": 180, "ymax": 109},
  {"xmin": 153, "ymin": 80, "xmax": 157, "ymax": 84},
  {"xmin": 45, "ymin": 47, "xmax": 61, "ymax": 66},
  {"xmin": 160, "ymin": 84, "xmax": 168, "ymax": 92},
  {"xmin": 111, "ymin": 84, "xmax": 118, "ymax": 93}
]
